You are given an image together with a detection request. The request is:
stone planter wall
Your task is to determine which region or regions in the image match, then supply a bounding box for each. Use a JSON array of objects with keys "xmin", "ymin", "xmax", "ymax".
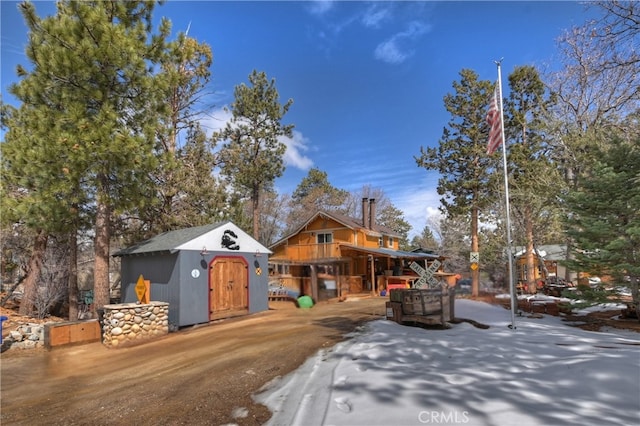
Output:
[
  {"xmin": 2, "ymin": 323, "xmax": 46, "ymax": 351},
  {"xmin": 102, "ymin": 302, "xmax": 169, "ymax": 348}
]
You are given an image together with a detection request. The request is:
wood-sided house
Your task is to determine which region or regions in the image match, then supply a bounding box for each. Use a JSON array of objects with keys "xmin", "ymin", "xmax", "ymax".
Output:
[{"xmin": 268, "ymin": 198, "xmax": 445, "ymax": 302}]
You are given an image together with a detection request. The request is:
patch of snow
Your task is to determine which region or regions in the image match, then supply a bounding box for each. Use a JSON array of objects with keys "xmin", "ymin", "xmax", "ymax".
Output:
[
  {"xmin": 255, "ymin": 299, "xmax": 640, "ymax": 426},
  {"xmin": 574, "ymin": 303, "xmax": 628, "ymax": 316}
]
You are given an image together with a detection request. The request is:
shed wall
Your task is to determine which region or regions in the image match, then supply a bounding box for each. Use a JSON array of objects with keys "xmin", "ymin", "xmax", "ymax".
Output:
[
  {"xmin": 121, "ymin": 253, "xmax": 180, "ymax": 326},
  {"xmin": 178, "ymin": 252, "xmax": 210, "ymax": 326},
  {"xmin": 247, "ymin": 256, "xmax": 269, "ymax": 313},
  {"xmin": 120, "ymin": 250, "xmax": 269, "ymax": 328}
]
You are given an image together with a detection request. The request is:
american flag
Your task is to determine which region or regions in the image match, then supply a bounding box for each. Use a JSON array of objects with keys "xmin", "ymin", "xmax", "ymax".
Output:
[{"xmin": 486, "ymin": 86, "xmax": 503, "ymax": 155}]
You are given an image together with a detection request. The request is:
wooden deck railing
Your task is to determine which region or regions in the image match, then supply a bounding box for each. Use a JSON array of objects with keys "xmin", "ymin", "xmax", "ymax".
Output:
[{"xmin": 277, "ymin": 243, "xmax": 342, "ymax": 261}]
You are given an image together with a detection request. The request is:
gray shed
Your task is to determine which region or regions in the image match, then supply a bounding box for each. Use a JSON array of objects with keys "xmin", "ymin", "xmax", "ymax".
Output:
[{"xmin": 114, "ymin": 221, "xmax": 272, "ymax": 327}]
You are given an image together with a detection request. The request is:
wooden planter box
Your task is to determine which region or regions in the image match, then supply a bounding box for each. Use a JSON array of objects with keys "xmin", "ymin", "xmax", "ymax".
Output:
[{"xmin": 44, "ymin": 320, "xmax": 101, "ymax": 349}]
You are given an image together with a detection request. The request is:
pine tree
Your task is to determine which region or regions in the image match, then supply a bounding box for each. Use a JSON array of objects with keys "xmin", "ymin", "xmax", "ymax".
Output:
[
  {"xmin": 415, "ymin": 69, "xmax": 495, "ymax": 296},
  {"xmin": 376, "ymin": 204, "xmax": 411, "ymax": 250},
  {"xmin": 3, "ymin": 1, "xmax": 171, "ymax": 312},
  {"xmin": 285, "ymin": 168, "xmax": 349, "ymax": 232},
  {"xmin": 215, "ymin": 70, "xmax": 294, "ymax": 240},
  {"xmin": 564, "ymin": 136, "xmax": 640, "ymax": 313},
  {"xmin": 159, "ymin": 33, "xmax": 214, "ymax": 154},
  {"xmin": 410, "ymin": 226, "xmax": 439, "ymax": 251},
  {"xmin": 505, "ymin": 65, "xmax": 563, "ymax": 293}
]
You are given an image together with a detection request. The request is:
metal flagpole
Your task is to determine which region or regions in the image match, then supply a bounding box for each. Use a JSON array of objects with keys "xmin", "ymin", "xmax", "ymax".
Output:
[{"xmin": 495, "ymin": 59, "xmax": 517, "ymax": 329}]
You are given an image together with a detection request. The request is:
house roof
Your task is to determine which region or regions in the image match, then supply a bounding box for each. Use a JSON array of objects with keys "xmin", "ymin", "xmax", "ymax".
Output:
[
  {"xmin": 339, "ymin": 244, "xmax": 443, "ymax": 260},
  {"xmin": 270, "ymin": 209, "xmax": 401, "ymax": 249},
  {"xmin": 513, "ymin": 244, "xmax": 567, "ymax": 261},
  {"xmin": 113, "ymin": 221, "xmax": 272, "ymax": 257}
]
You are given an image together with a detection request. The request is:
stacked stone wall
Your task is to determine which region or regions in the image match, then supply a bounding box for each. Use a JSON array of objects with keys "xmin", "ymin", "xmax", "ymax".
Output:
[{"xmin": 102, "ymin": 302, "xmax": 169, "ymax": 348}]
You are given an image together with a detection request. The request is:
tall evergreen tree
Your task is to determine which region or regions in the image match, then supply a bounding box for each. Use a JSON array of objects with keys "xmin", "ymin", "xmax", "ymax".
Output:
[
  {"xmin": 410, "ymin": 225, "xmax": 439, "ymax": 251},
  {"xmin": 291, "ymin": 167, "xmax": 349, "ymax": 210},
  {"xmin": 437, "ymin": 214, "xmax": 470, "ymax": 276},
  {"xmin": 415, "ymin": 69, "xmax": 495, "ymax": 296},
  {"xmin": 3, "ymin": 1, "xmax": 171, "ymax": 312},
  {"xmin": 133, "ymin": 31, "xmax": 216, "ymax": 238},
  {"xmin": 285, "ymin": 167, "xmax": 349, "ymax": 232},
  {"xmin": 215, "ymin": 70, "xmax": 294, "ymax": 240},
  {"xmin": 546, "ymin": 1, "xmax": 639, "ymax": 281},
  {"xmin": 564, "ymin": 136, "xmax": 640, "ymax": 316},
  {"xmin": 504, "ymin": 66, "xmax": 562, "ymax": 292},
  {"xmin": 159, "ymin": 32, "xmax": 214, "ymax": 154},
  {"xmin": 376, "ymin": 204, "xmax": 411, "ymax": 250},
  {"xmin": 1, "ymin": 94, "xmax": 76, "ymax": 315}
]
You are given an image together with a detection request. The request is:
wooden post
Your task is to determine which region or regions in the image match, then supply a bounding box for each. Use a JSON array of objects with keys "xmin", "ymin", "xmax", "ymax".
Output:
[
  {"xmin": 143, "ymin": 279, "xmax": 150, "ymax": 304},
  {"xmin": 310, "ymin": 265, "xmax": 318, "ymax": 302},
  {"xmin": 337, "ymin": 264, "xmax": 342, "ymax": 299},
  {"xmin": 370, "ymin": 256, "xmax": 376, "ymax": 296}
]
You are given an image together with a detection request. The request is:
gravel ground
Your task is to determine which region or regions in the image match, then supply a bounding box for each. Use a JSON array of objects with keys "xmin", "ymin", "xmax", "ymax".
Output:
[{"xmin": 0, "ymin": 297, "xmax": 387, "ymax": 426}]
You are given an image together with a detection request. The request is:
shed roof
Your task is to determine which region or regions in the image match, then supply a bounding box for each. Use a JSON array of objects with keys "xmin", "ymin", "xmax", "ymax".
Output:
[{"xmin": 113, "ymin": 221, "xmax": 272, "ymax": 257}]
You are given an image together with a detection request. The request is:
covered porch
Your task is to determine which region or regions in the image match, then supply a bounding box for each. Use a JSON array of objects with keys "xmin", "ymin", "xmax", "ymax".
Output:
[{"xmin": 268, "ymin": 245, "xmax": 447, "ymax": 303}]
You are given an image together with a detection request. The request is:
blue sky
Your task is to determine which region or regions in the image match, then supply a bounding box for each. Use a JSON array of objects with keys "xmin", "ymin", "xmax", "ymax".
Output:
[{"xmin": 1, "ymin": 1, "xmax": 595, "ymax": 237}]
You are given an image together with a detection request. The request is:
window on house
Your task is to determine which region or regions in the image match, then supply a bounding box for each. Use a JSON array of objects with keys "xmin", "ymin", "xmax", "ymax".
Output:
[
  {"xmin": 378, "ymin": 237, "xmax": 383, "ymax": 247},
  {"xmin": 270, "ymin": 263, "xmax": 290, "ymax": 275},
  {"xmin": 317, "ymin": 233, "xmax": 332, "ymax": 244},
  {"xmin": 388, "ymin": 237, "xmax": 394, "ymax": 248}
]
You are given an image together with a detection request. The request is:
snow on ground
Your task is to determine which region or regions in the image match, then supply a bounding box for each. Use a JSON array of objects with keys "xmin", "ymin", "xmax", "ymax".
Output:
[{"xmin": 255, "ymin": 299, "xmax": 640, "ymax": 426}]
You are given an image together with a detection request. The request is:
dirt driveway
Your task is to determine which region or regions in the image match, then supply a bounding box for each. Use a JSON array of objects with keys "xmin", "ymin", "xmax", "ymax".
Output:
[{"xmin": 1, "ymin": 297, "xmax": 387, "ymax": 426}]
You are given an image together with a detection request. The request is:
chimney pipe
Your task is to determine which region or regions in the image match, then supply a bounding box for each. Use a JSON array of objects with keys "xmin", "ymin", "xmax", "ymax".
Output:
[
  {"xmin": 362, "ymin": 198, "xmax": 369, "ymax": 229},
  {"xmin": 369, "ymin": 198, "xmax": 376, "ymax": 230}
]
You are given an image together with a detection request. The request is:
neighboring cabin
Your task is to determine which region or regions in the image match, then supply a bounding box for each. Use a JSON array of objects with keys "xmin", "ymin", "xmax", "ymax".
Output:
[
  {"xmin": 114, "ymin": 221, "xmax": 271, "ymax": 328},
  {"xmin": 269, "ymin": 198, "xmax": 446, "ymax": 301},
  {"xmin": 513, "ymin": 244, "xmax": 601, "ymax": 292}
]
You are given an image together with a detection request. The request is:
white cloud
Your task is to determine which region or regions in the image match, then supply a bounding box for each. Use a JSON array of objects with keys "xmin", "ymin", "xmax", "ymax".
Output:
[
  {"xmin": 374, "ymin": 39, "xmax": 408, "ymax": 64},
  {"xmin": 361, "ymin": 4, "xmax": 391, "ymax": 28},
  {"xmin": 200, "ymin": 107, "xmax": 232, "ymax": 137},
  {"xmin": 391, "ymin": 174, "xmax": 442, "ymax": 238},
  {"xmin": 280, "ymin": 130, "xmax": 314, "ymax": 170},
  {"xmin": 374, "ymin": 21, "xmax": 430, "ymax": 64},
  {"xmin": 307, "ymin": 0, "xmax": 334, "ymax": 16},
  {"xmin": 200, "ymin": 106, "xmax": 314, "ymax": 171}
]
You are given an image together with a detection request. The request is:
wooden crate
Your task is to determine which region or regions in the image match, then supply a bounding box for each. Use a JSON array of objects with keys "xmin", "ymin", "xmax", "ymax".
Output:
[
  {"xmin": 401, "ymin": 289, "xmax": 443, "ymax": 316},
  {"xmin": 385, "ymin": 302, "xmax": 403, "ymax": 323},
  {"xmin": 389, "ymin": 289, "xmax": 404, "ymax": 303}
]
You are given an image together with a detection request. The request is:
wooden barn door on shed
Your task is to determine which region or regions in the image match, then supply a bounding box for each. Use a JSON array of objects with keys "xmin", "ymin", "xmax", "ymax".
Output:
[{"xmin": 209, "ymin": 256, "xmax": 248, "ymax": 320}]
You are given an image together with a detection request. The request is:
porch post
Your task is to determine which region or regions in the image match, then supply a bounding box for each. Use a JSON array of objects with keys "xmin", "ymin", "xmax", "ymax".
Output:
[
  {"xmin": 370, "ymin": 256, "xmax": 376, "ymax": 296},
  {"xmin": 310, "ymin": 264, "xmax": 319, "ymax": 302},
  {"xmin": 338, "ymin": 263, "xmax": 343, "ymax": 299}
]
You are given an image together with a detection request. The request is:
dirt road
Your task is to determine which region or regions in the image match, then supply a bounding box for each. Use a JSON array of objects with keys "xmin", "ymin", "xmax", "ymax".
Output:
[{"xmin": 0, "ymin": 297, "xmax": 387, "ymax": 425}]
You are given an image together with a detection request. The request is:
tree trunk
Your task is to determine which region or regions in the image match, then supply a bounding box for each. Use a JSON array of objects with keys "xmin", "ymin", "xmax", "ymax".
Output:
[
  {"xmin": 93, "ymin": 195, "xmax": 111, "ymax": 312},
  {"xmin": 630, "ymin": 276, "xmax": 639, "ymax": 322},
  {"xmin": 525, "ymin": 206, "xmax": 537, "ymax": 294},
  {"xmin": 471, "ymin": 205, "xmax": 479, "ymax": 297},
  {"xmin": 19, "ymin": 230, "xmax": 48, "ymax": 316},
  {"xmin": 252, "ymin": 184, "xmax": 260, "ymax": 241},
  {"xmin": 68, "ymin": 227, "xmax": 79, "ymax": 321},
  {"xmin": 534, "ymin": 245, "xmax": 550, "ymax": 282},
  {"xmin": 564, "ymin": 164, "xmax": 577, "ymax": 284}
]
